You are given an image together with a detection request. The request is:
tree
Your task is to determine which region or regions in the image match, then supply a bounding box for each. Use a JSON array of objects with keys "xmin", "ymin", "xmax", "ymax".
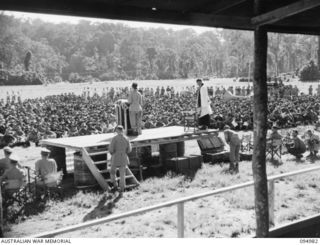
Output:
[
  {"xmin": 24, "ymin": 51, "xmax": 32, "ymax": 71},
  {"xmin": 299, "ymin": 60, "xmax": 320, "ymax": 81},
  {"xmin": 146, "ymin": 47, "xmax": 157, "ymax": 75}
]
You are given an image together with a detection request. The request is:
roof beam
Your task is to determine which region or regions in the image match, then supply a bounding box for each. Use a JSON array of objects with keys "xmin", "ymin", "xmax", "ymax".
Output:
[
  {"xmin": 209, "ymin": 0, "xmax": 248, "ymax": 14},
  {"xmin": 252, "ymin": 0, "xmax": 320, "ymax": 26},
  {"xmin": 189, "ymin": 13, "xmax": 252, "ymax": 30},
  {"xmin": 0, "ymin": 0, "xmax": 254, "ymax": 30},
  {"xmin": 191, "ymin": 0, "xmax": 247, "ymax": 14}
]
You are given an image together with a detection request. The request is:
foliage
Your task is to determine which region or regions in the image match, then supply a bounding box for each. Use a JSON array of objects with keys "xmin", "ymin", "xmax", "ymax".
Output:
[
  {"xmin": 299, "ymin": 60, "xmax": 320, "ymax": 81},
  {"xmin": 24, "ymin": 51, "xmax": 32, "ymax": 71},
  {"xmin": 0, "ymin": 13, "xmax": 319, "ymax": 84},
  {"xmin": 0, "ymin": 69, "xmax": 43, "ymax": 85}
]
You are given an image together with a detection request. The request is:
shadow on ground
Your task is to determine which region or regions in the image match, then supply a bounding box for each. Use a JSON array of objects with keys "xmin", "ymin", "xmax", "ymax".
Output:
[{"xmin": 83, "ymin": 192, "xmax": 122, "ymax": 222}]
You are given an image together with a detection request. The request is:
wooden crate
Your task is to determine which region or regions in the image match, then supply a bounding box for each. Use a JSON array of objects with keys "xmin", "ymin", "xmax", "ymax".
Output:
[
  {"xmin": 206, "ymin": 151, "xmax": 230, "ymax": 164},
  {"xmin": 166, "ymin": 155, "xmax": 203, "ymax": 175}
]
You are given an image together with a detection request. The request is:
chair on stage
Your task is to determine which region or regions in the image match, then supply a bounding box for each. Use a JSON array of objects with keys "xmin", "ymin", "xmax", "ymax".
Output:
[
  {"xmin": 266, "ymin": 139, "xmax": 283, "ymax": 161},
  {"xmin": 182, "ymin": 111, "xmax": 197, "ymax": 132}
]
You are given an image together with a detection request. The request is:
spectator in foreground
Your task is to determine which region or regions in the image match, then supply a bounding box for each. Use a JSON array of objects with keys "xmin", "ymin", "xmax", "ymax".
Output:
[
  {"xmin": 268, "ymin": 125, "xmax": 282, "ymax": 141},
  {"xmin": 35, "ymin": 148, "xmax": 60, "ymax": 187},
  {"xmin": 306, "ymin": 130, "xmax": 320, "ymax": 159},
  {"xmin": 0, "ymin": 146, "xmax": 13, "ymax": 175},
  {"xmin": 223, "ymin": 125, "xmax": 240, "ymax": 174},
  {"xmin": 109, "ymin": 125, "xmax": 132, "ymax": 192},
  {"xmin": 0, "ymin": 154, "xmax": 26, "ymax": 194},
  {"xmin": 285, "ymin": 130, "xmax": 306, "ymax": 160}
]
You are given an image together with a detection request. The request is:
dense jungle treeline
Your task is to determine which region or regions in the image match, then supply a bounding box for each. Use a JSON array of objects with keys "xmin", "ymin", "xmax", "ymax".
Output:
[{"xmin": 0, "ymin": 12, "xmax": 320, "ymax": 84}]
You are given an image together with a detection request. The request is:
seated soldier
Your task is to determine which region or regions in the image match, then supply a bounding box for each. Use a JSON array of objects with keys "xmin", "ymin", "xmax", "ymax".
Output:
[
  {"xmin": 285, "ymin": 130, "xmax": 306, "ymax": 159},
  {"xmin": 0, "ymin": 147, "xmax": 13, "ymax": 175},
  {"xmin": 0, "ymin": 154, "xmax": 26, "ymax": 195},
  {"xmin": 268, "ymin": 125, "xmax": 282, "ymax": 141},
  {"xmin": 35, "ymin": 148, "xmax": 61, "ymax": 187},
  {"xmin": 306, "ymin": 129, "xmax": 320, "ymax": 158}
]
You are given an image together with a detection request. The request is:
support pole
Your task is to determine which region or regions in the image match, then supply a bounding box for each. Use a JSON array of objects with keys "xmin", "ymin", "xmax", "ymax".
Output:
[
  {"xmin": 252, "ymin": 0, "xmax": 269, "ymax": 238},
  {"xmin": 268, "ymin": 180, "xmax": 275, "ymax": 226},
  {"xmin": 177, "ymin": 202, "xmax": 184, "ymax": 238}
]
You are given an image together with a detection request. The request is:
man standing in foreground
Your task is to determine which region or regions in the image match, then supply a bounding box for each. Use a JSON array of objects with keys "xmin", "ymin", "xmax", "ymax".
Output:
[
  {"xmin": 224, "ymin": 125, "xmax": 241, "ymax": 174},
  {"xmin": 196, "ymin": 79, "xmax": 212, "ymax": 130},
  {"xmin": 306, "ymin": 129, "xmax": 320, "ymax": 159},
  {"xmin": 109, "ymin": 125, "xmax": 132, "ymax": 192}
]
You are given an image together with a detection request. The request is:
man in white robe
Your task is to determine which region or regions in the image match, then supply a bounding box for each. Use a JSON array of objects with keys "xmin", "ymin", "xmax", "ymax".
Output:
[{"xmin": 196, "ymin": 79, "xmax": 212, "ymax": 130}]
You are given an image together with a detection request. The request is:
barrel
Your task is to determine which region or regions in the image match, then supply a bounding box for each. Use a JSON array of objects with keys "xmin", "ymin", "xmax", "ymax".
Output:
[
  {"xmin": 176, "ymin": 141, "xmax": 185, "ymax": 157},
  {"xmin": 128, "ymin": 146, "xmax": 152, "ymax": 167},
  {"xmin": 159, "ymin": 143, "xmax": 178, "ymax": 165},
  {"xmin": 73, "ymin": 152, "xmax": 97, "ymax": 187}
]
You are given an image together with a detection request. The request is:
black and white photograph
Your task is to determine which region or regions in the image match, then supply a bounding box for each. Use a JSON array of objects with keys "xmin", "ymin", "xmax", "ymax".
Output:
[{"xmin": 0, "ymin": 0, "xmax": 320, "ymax": 240}]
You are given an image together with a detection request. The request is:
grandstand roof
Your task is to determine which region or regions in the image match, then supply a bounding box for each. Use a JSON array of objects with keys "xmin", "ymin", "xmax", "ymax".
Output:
[{"xmin": 1, "ymin": 0, "xmax": 320, "ymax": 35}]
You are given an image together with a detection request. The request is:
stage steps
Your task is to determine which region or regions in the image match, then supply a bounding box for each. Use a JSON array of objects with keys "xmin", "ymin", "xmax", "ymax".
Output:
[{"xmin": 81, "ymin": 146, "xmax": 139, "ymax": 191}]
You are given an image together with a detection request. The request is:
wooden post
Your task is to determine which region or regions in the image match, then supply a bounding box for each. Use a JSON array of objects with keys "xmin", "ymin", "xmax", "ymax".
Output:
[
  {"xmin": 177, "ymin": 202, "xmax": 184, "ymax": 238},
  {"xmin": 252, "ymin": 0, "xmax": 269, "ymax": 238},
  {"xmin": 268, "ymin": 180, "xmax": 275, "ymax": 226}
]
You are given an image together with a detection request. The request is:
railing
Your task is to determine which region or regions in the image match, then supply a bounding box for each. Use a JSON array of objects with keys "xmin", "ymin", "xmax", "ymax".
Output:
[{"xmin": 31, "ymin": 165, "xmax": 320, "ymax": 238}]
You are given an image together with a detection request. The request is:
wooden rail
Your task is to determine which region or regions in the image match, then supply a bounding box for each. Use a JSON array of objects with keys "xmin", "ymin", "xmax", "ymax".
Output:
[{"xmin": 30, "ymin": 165, "xmax": 320, "ymax": 238}]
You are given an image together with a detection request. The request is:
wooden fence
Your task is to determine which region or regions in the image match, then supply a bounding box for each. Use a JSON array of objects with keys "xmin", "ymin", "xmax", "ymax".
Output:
[{"xmin": 31, "ymin": 165, "xmax": 320, "ymax": 238}]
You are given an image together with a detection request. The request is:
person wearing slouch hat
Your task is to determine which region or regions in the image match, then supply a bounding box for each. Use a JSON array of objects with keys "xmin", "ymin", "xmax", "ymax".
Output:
[
  {"xmin": 109, "ymin": 125, "xmax": 132, "ymax": 192},
  {"xmin": 0, "ymin": 154, "xmax": 26, "ymax": 192},
  {"xmin": 35, "ymin": 148, "xmax": 58, "ymax": 185}
]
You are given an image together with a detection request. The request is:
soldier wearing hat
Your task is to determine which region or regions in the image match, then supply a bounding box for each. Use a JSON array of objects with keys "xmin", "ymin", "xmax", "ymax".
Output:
[
  {"xmin": 109, "ymin": 125, "xmax": 132, "ymax": 192},
  {"xmin": 0, "ymin": 154, "xmax": 26, "ymax": 191},
  {"xmin": 0, "ymin": 146, "xmax": 13, "ymax": 175},
  {"xmin": 35, "ymin": 148, "xmax": 58, "ymax": 183}
]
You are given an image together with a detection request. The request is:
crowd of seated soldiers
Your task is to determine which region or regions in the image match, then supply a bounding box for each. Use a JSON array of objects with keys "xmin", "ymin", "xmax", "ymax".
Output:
[{"xmin": 1, "ymin": 83, "xmax": 320, "ymax": 149}]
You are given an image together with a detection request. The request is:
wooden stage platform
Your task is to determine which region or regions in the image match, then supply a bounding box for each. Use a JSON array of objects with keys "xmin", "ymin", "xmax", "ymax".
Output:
[
  {"xmin": 41, "ymin": 126, "xmax": 218, "ymax": 150},
  {"xmin": 40, "ymin": 126, "xmax": 218, "ymax": 191}
]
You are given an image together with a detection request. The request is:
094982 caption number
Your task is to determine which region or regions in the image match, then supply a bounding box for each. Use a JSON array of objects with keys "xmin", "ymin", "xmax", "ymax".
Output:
[{"xmin": 300, "ymin": 239, "xmax": 318, "ymax": 244}]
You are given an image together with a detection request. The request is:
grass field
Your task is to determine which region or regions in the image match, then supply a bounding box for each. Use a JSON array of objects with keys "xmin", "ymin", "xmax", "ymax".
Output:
[
  {"xmin": 1, "ymin": 77, "xmax": 320, "ymax": 238},
  {"xmin": 0, "ymin": 77, "xmax": 318, "ymax": 100},
  {"xmin": 2, "ymin": 131, "xmax": 320, "ymax": 238}
]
